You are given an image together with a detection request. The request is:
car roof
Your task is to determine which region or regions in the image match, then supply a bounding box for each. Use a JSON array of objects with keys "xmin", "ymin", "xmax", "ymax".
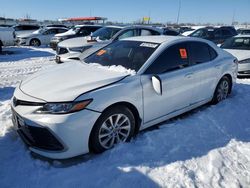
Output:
[
  {"xmin": 74, "ymin": 24, "xmax": 103, "ymax": 28},
  {"xmin": 121, "ymin": 35, "xmax": 217, "ymax": 48},
  {"xmin": 122, "ymin": 25, "xmax": 161, "ymax": 30},
  {"xmin": 104, "ymin": 25, "xmax": 124, "ymax": 29},
  {"xmin": 45, "ymin": 27, "xmax": 68, "ymax": 30},
  {"xmin": 121, "ymin": 35, "xmax": 186, "ymax": 44}
]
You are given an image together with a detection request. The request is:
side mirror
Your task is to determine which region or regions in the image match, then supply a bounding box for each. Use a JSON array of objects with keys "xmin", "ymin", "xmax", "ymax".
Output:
[{"xmin": 152, "ymin": 75, "xmax": 162, "ymax": 95}]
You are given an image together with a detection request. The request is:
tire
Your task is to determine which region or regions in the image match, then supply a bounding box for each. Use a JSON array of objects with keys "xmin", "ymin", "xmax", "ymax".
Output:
[
  {"xmin": 0, "ymin": 41, "xmax": 2, "ymax": 53},
  {"xmin": 90, "ymin": 105, "xmax": 135, "ymax": 153},
  {"xmin": 212, "ymin": 76, "xmax": 231, "ymax": 104},
  {"xmin": 29, "ymin": 39, "xmax": 41, "ymax": 46}
]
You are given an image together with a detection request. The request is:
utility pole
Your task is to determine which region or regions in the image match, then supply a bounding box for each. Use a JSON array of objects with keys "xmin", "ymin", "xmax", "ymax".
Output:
[
  {"xmin": 176, "ymin": 0, "xmax": 181, "ymax": 25},
  {"xmin": 232, "ymin": 9, "xmax": 236, "ymax": 25}
]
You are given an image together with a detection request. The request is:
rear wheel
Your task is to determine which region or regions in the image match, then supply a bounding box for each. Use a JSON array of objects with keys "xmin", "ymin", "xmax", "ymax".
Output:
[
  {"xmin": 90, "ymin": 105, "xmax": 135, "ymax": 153},
  {"xmin": 30, "ymin": 39, "xmax": 41, "ymax": 46},
  {"xmin": 0, "ymin": 41, "xmax": 2, "ymax": 53},
  {"xmin": 212, "ymin": 76, "xmax": 231, "ymax": 104}
]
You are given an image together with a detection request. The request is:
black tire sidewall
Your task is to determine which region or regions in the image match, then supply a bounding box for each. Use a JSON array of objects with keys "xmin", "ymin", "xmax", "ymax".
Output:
[
  {"xmin": 30, "ymin": 39, "xmax": 40, "ymax": 46},
  {"xmin": 212, "ymin": 76, "xmax": 230, "ymax": 104},
  {"xmin": 90, "ymin": 105, "xmax": 135, "ymax": 153},
  {"xmin": 0, "ymin": 42, "xmax": 2, "ymax": 53}
]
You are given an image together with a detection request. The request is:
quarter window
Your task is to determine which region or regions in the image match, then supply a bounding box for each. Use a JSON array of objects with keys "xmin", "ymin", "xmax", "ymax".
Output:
[{"xmin": 145, "ymin": 43, "xmax": 189, "ymax": 74}]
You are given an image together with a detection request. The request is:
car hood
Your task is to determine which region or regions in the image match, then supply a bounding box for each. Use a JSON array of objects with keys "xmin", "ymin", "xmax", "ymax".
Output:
[
  {"xmin": 58, "ymin": 36, "xmax": 89, "ymax": 48},
  {"xmin": 20, "ymin": 62, "xmax": 128, "ymax": 102},
  {"xmin": 224, "ymin": 49, "xmax": 250, "ymax": 61}
]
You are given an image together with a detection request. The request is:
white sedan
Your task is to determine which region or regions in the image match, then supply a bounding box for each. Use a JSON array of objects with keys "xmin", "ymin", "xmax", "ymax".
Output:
[
  {"xmin": 221, "ymin": 35, "xmax": 250, "ymax": 76},
  {"xmin": 11, "ymin": 36, "xmax": 237, "ymax": 159},
  {"xmin": 16, "ymin": 27, "xmax": 68, "ymax": 46}
]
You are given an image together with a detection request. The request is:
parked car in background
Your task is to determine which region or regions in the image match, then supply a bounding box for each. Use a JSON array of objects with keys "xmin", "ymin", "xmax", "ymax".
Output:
[
  {"xmin": 55, "ymin": 25, "xmax": 123, "ymax": 62},
  {"xmin": 50, "ymin": 25, "xmax": 103, "ymax": 50},
  {"xmin": 16, "ymin": 27, "xmax": 68, "ymax": 46},
  {"xmin": 11, "ymin": 36, "xmax": 237, "ymax": 159},
  {"xmin": 13, "ymin": 24, "xmax": 40, "ymax": 37},
  {"xmin": 56, "ymin": 25, "xmax": 163, "ymax": 63},
  {"xmin": 163, "ymin": 28, "xmax": 180, "ymax": 36},
  {"xmin": 237, "ymin": 28, "xmax": 250, "ymax": 35},
  {"xmin": 221, "ymin": 35, "xmax": 250, "ymax": 76},
  {"xmin": 0, "ymin": 26, "xmax": 15, "ymax": 53},
  {"xmin": 187, "ymin": 26, "xmax": 237, "ymax": 44}
]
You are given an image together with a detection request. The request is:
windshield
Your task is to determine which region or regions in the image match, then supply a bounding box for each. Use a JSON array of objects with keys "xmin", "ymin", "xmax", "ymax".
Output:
[
  {"xmin": 72, "ymin": 26, "xmax": 81, "ymax": 33},
  {"xmin": 84, "ymin": 40, "xmax": 159, "ymax": 72},
  {"xmin": 221, "ymin": 37, "xmax": 250, "ymax": 50},
  {"xmin": 92, "ymin": 27, "xmax": 121, "ymax": 41},
  {"xmin": 33, "ymin": 28, "xmax": 46, "ymax": 34}
]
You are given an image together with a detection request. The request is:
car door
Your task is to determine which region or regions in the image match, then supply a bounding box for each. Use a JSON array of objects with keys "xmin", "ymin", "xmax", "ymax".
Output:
[
  {"xmin": 141, "ymin": 42, "xmax": 197, "ymax": 124},
  {"xmin": 42, "ymin": 29, "xmax": 57, "ymax": 44},
  {"xmin": 188, "ymin": 41, "xmax": 220, "ymax": 102}
]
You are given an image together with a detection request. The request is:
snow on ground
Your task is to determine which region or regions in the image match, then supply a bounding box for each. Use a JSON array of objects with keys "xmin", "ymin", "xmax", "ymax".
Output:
[{"xmin": 0, "ymin": 47, "xmax": 250, "ymax": 188}]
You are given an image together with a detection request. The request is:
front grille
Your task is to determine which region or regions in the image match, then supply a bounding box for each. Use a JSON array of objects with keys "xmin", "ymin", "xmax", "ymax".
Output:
[
  {"xmin": 238, "ymin": 71, "xmax": 250, "ymax": 74},
  {"xmin": 17, "ymin": 124, "xmax": 64, "ymax": 151},
  {"xmin": 57, "ymin": 47, "xmax": 68, "ymax": 55},
  {"xmin": 12, "ymin": 108, "xmax": 64, "ymax": 151}
]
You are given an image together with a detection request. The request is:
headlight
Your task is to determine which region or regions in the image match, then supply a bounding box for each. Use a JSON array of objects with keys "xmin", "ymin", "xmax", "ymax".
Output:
[
  {"xmin": 34, "ymin": 99, "xmax": 92, "ymax": 114},
  {"xmin": 239, "ymin": 59, "xmax": 250, "ymax": 64}
]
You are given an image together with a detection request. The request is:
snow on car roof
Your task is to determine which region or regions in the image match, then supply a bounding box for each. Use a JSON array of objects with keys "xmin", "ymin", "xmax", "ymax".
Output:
[
  {"xmin": 74, "ymin": 24, "xmax": 102, "ymax": 28},
  {"xmin": 104, "ymin": 25, "xmax": 124, "ymax": 29},
  {"xmin": 121, "ymin": 35, "xmax": 186, "ymax": 44}
]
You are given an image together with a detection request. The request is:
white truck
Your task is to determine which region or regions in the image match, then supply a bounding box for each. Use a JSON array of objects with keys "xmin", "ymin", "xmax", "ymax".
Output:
[{"xmin": 0, "ymin": 27, "xmax": 15, "ymax": 53}]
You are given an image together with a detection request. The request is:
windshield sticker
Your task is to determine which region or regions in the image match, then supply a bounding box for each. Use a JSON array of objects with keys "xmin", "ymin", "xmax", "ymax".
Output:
[
  {"xmin": 140, "ymin": 43, "xmax": 158, "ymax": 48},
  {"xmin": 179, "ymin": 48, "xmax": 187, "ymax": 59},
  {"xmin": 96, "ymin": 49, "xmax": 107, "ymax": 56}
]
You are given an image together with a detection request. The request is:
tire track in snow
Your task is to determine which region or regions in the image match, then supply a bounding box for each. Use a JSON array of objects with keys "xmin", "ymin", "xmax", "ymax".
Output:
[{"xmin": 0, "ymin": 57, "xmax": 55, "ymax": 88}]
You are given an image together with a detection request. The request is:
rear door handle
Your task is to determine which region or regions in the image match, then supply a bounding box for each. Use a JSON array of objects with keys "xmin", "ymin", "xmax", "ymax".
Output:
[
  {"xmin": 215, "ymin": 64, "xmax": 221, "ymax": 69},
  {"xmin": 185, "ymin": 73, "xmax": 193, "ymax": 78}
]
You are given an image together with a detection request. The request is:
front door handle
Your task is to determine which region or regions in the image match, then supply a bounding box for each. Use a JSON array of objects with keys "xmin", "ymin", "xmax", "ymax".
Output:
[{"xmin": 185, "ymin": 73, "xmax": 193, "ymax": 78}]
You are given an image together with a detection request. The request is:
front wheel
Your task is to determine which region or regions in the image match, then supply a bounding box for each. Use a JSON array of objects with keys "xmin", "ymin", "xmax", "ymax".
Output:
[
  {"xmin": 90, "ymin": 105, "xmax": 135, "ymax": 153},
  {"xmin": 212, "ymin": 76, "xmax": 231, "ymax": 104}
]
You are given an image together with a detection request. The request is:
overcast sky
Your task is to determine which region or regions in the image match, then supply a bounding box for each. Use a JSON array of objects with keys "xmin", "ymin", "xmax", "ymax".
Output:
[{"xmin": 0, "ymin": 0, "xmax": 250, "ymax": 24}]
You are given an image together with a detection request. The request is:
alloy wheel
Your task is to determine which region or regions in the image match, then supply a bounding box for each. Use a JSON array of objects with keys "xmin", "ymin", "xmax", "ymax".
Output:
[
  {"xmin": 216, "ymin": 80, "xmax": 229, "ymax": 102},
  {"xmin": 98, "ymin": 114, "xmax": 131, "ymax": 149}
]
